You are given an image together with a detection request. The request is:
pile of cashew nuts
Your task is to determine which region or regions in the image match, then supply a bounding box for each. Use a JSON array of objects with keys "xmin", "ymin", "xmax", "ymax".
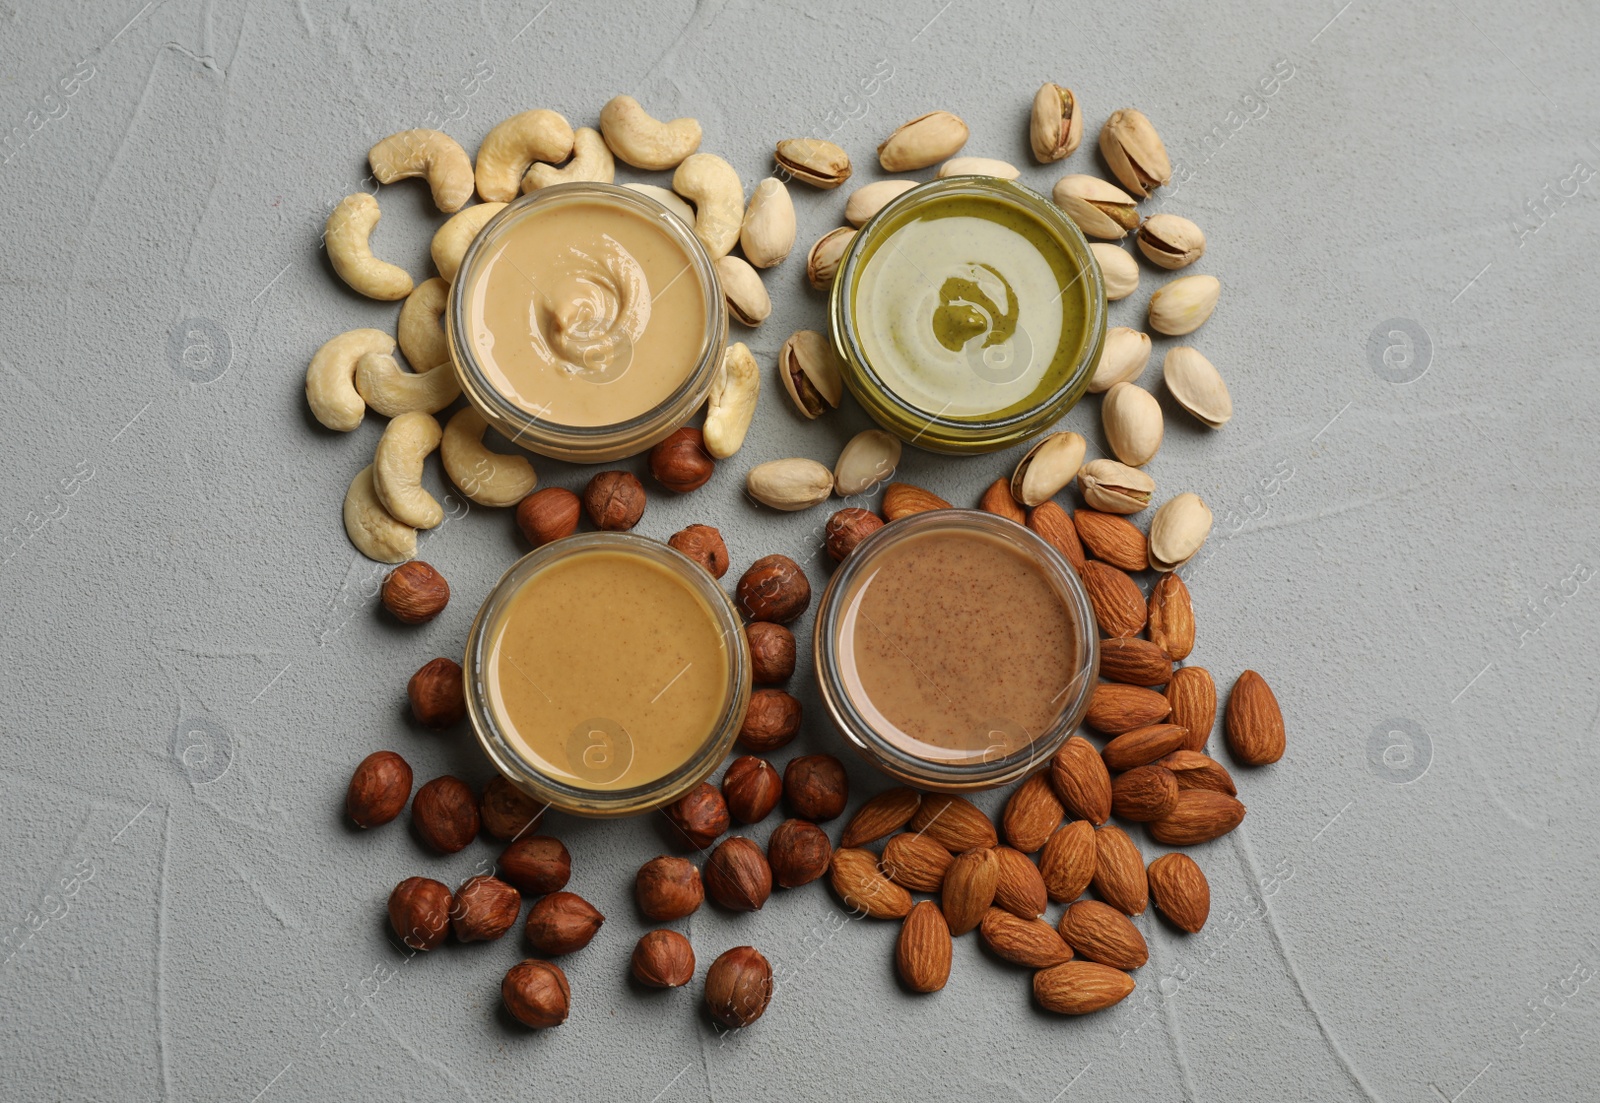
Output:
[{"xmin": 312, "ymin": 95, "xmax": 918, "ymax": 562}]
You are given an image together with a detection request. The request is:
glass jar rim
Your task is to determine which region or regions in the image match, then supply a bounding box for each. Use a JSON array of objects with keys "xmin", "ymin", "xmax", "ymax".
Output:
[
  {"xmin": 829, "ymin": 176, "xmax": 1106, "ymax": 448},
  {"xmin": 447, "ymin": 182, "xmax": 727, "ymax": 462},
  {"xmin": 812, "ymin": 509, "xmax": 1100, "ymax": 791},
  {"xmin": 464, "ymin": 531, "xmax": 751, "ymax": 817}
]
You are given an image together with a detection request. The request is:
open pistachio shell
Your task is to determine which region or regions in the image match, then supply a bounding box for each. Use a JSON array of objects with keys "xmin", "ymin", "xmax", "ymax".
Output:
[{"xmin": 1010, "ymin": 432, "xmax": 1087, "ymax": 507}]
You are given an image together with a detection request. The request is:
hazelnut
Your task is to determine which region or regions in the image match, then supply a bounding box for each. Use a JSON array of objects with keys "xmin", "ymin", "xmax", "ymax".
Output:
[
  {"xmin": 450, "ymin": 874, "xmax": 522, "ymax": 942},
  {"xmin": 784, "ymin": 754, "xmax": 849, "ymax": 821},
  {"xmin": 704, "ymin": 946, "xmax": 773, "ymax": 1028},
  {"xmin": 631, "ymin": 929, "xmax": 696, "ymax": 988},
  {"xmin": 825, "ymin": 507, "xmax": 884, "ymax": 562},
  {"xmin": 635, "ymin": 855, "xmax": 703, "ymax": 921},
  {"xmin": 408, "ymin": 657, "xmax": 465, "ymax": 728},
  {"xmin": 516, "ymin": 487, "xmax": 581, "ymax": 547},
  {"xmin": 583, "ymin": 470, "xmax": 646, "ymax": 531},
  {"xmin": 767, "ymin": 819, "xmax": 833, "ymax": 888},
  {"xmin": 735, "ymin": 554, "xmax": 811, "ymax": 623},
  {"xmin": 663, "ymin": 782, "xmax": 729, "ymax": 850},
  {"xmin": 524, "ymin": 891, "xmax": 605, "ymax": 954},
  {"xmin": 703, "ymin": 836, "xmax": 772, "ymax": 911},
  {"xmin": 648, "ymin": 427, "xmax": 715, "ymax": 493},
  {"xmin": 668, "ymin": 523, "xmax": 729, "ymax": 578},
  {"xmin": 502, "ymin": 959, "xmax": 570, "ymax": 1029},
  {"xmin": 480, "ymin": 775, "xmax": 545, "ymax": 841},
  {"xmin": 346, "ymin": 750, "xmax": 412, "ymax": 828},
  {"xmin": 721, "ymin": 755, "xmax": 782, "ymax": 824},
  {"xmin": 388, "ymin": 876, "xmax": 452, "ymax": 950},
  {"xmin": 744, "ymin": 621, "xmax": 796, "ymax": 683},
  {"xmin": 500, "ymin": 836, "xmax": 571, "ymax": 895},
  {"xmin": 411, "ymin": 775, "xmax": 480, "ymax": 853},
  {"xmin": 738, "ymin": 689, "xmax": 802, "ymax": 753},
  {"xmin": 381, "ymin": 561, "xmax": 450, "ymax": 623}
]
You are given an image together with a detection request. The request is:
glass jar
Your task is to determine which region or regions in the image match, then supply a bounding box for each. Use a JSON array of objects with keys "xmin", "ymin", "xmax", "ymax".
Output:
[
  {"xmin": 464, "ymin": 532, "xmax": 751, "ymax": 817},
  {"xmin": 447, "ymin": 183, "xmax": 728, "ymax": 464},
  {"xmin": 829, "ymin": 176, "xmax": 1106, "ymax": 455},
  {"xmin": 813, "ymin": 510, "xmax": 1099, "ymax": 792}
]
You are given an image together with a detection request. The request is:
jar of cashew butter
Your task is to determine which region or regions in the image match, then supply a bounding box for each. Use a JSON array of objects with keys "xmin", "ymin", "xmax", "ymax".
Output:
[{"xmin": 448, "ymin": 183, "xmax": 727, "ymax": 463}]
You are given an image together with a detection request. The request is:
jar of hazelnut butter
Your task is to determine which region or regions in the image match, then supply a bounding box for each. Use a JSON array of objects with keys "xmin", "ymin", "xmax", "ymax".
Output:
[
  {"xmin": 448, "ymin": 183, "xmax": 727, "ymax": 463},
  {"xmin": 814, "ymin": 510, "xmax": 1098, "ymax": 791},
  {"xmin": 465, "ymin": 533, "xmax": 751, "ymax": 816}
]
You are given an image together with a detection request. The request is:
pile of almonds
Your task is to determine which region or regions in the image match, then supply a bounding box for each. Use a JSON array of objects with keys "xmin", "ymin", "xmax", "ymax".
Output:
[{"xmin": 328, "ymin": 81, "xmax": 1282, "ymax": 1032}]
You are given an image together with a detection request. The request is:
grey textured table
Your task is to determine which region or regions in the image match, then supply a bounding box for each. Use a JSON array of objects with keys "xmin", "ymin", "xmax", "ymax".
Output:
[{"xmin": 3, "ymin": 1, "xmax": 1597, "ymax": 1100}]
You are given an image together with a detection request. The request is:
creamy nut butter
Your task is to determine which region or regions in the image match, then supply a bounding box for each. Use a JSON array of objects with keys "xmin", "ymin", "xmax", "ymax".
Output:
[
  {"xmin": 464, "ymin": 191, "xmax": 708, "ymax": 426},
  {"xmin": 483, "ymin": 546, "xmax": 732, "ymax": 791},
  {"xmin": 837, "ymin": 527, "xmax": 1077, "ymax": 762}
]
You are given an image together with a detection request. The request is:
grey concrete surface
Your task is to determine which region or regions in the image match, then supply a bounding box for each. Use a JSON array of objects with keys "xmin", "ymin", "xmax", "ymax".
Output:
[{"xmin": 1, "ymin": 1, "xmax": 1597, "ymax": 1100}]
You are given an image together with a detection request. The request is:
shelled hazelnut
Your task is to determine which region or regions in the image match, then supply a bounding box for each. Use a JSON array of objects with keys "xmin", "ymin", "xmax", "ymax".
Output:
[
  {"xmin": 499, "ymin": 836, "xmax": 572, "ymax": 895},
  {"xmin": 583, "ymin": 470, "xmax": 646, "ymax": 530},
  {"xmin": 825, "ymin": 508, "xmax": 884, "ymax": 561},
  {"xmin": 667, "ymin": 524, "xmax": 729, "ymax": 577},
  {"xmin": 635, "ymin": 856, "xmax": 704, "ymax": 921},
  {"xmin": 525, "ymin": 891, "xmax": 605, "ymax": 954},
  {"xmin": 663, "ymin": 783, "xmax": 729, "ymax": 850},
  {"xmin": 738, "ymin": 689, "xmax": 802, "ymax": 752},
  {"xmin": 648, "ymin": 427, "xmax": 715, "ymax": 492},
  {"xmin": 704, "ymin": 837, "xmax": 772, "ymax": 911},
  {"xmin": 388, "ymin": 876, "xmax": 452, "ymax": 950},
  {"xmin": 722, "ymin": 755, "xmax": 782, "ymax": 824},
  {"xmin": 381, "ymin": 561, "xmax": 450, "ymax": 623},
  {"xmin": 480, "ymin": 775, "xmax": 545, "ymax": 841},
  {"xmin": 451, "ymin": 875, "xmax": 521, "ymax": 942},
  {"xmin": 502, "ymin": 960, "xmax": 570, "ymax": 1029},
  {"xmin": 744, "ymin": 622, "xmax": 795, "ymax": 683},
  {"xmin": 408, "ymin": 657, "xmax": 465, "ymax": 728},
  {"xmin": 784, "ymin": 754, "xmax": 848, "ymax": 821},
  {"xmin": 767, "ymin": 819, "xmax": 832, "ymax": 887},
  {"xmin": 412, "ymin": 775, "xmax": 479, "ymax": 853},
  {"xmin": 631, "ymin": 929, "xmax": 695, "ymax": 988},
  {"xmin": 346, "ymin": 750, "xmax": 412, "ymax": 828},
  {"xmin": 734, "ymin": 555, "xmax": 811, "ymax": 622},
  {"xmin": 704, "ymin": 946, "xmax": 773, "ymax": 1027},
  {"xmin": 516, "ymin": 487, "xmax": 581, "ymax": 547}
]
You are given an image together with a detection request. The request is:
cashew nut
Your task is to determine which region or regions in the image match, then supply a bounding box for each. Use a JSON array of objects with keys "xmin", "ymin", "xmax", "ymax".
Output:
[
  {"xmin": 372, "ymin": 411, "xmax": 445, "ymax": 529},
  {"xmin": 623, "ymin": 183, "xmax": 696, "ymax": 228},
  {"xmin": 355, "ymin": 352, "xmax": 460, "ymax": 417},
  {"xmin": 306, "ymin": 328, "xmax": 395, "ymax": 431},
  {"xmin": 344, "ymin": 465, "xmax": 417, "ymax": 564},
  {"xmin": 672, "ymin": 153, "xmax": 744, "ymax": 259},
  {"xmin": 325, "ymin": 193, "xmax": 414, "ymax": 301},
  {"xmin": 431, "ymin": 202, "xmax": 506, "ymax": 282},
  {"xmin": 598, "ymin": 95, "xmax": 701, "ymax": 171},
  {"xmin": 702, "ymin": 343, "xmax": 759, "ymax": 459},
  {"xmin": 522, "ymin": 126, "xmax": 615, "ymax": 192},
  {"xmin": 475, "ymin": 109, "xmax": 575, "ymax": 202},
  {"xmin": 440, "ymin": 408, "xmax": 537, "ymax": 507},
  {"xmin": 368, "ymin": 129, "xmax": 474, "ymax": 213},
  {"xmin": 397, "ymin": 277, "xmax": 450, "ymax": 369}
]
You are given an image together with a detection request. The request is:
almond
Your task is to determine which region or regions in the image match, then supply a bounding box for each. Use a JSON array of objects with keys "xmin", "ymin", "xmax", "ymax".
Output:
[
  {"xmin": 1038, "ymin": 820, "xmax": 1096, "ymax": 903},
  {"xmin": 1073, "ymin": 509, "xmax": 1147, "ymax": 571},
  {"xmin": 1091, "ymin": 824, "xmax": 1148, "ymax": 915},
  {"xmin": 1226, "ymin": 669, "xmax": 1286, "ymax": 765},
  {"xmin": 1156, "ymin": 749, "xmax": 1237, "ymax": 795},
  {"xmin": 1166, "ymin": 666, "xmax": 1217, "ymax": 751},
  {"xmin": 1110, "ymin": 764, "xmax": 1179, "ymax": 821},
  {"xmin": 840, "ymin": 787, "xmax": 922, "ymax": 847},
  {"xmin": 1148, "ymin": 852, "xmax": 1209, "ymax": 933},
  {"xmin": 992, "ymin": 846, "xmax": 1049, "ymax": 919},
  {"xmin": 978, "ymin": 478, "xmax": 1025, "ymax": 524},
  {"xmin": 1102, "ymin": 723, "xmax": 1190, "ymax": 772},
  {"xmin": 882, "ymin": 481, "xmax": 950, "ymax": 520},
  {"xmin": 1099, "ymin": 637, "xmax": 1174, "ymax": 686},
  {"xmin": 1033, "ymin": 960, "xmax": 1135, "ymax": 1014},
  {"xmin": 1147, "ymin": 573, "xmax": 1195, "ymax": 659},
  {"xmin": 1026, "ymin": 500, "xmax": 1086, "ymax": 572},
  {"xmin": 1149, "ymin": 790, "xmax": 1246, "ymax": 845},
  {"xmin": 979, "ymin": 906, "xmax": 1073, "ymax": 967},
  {"xmin": 1002, "ymin": 771, "xmax": 1064, "ymax": 853},
  {"xmin": 830, "ymin": 847, "xmax": 913, "ymax": 918},
  {"xmin": 910, "ymin": 793, "xmax": 998, "ymax": 851},
  {"xmin": 1049, "ymin": 735, "xmax": 1111, "ymax": 824},
  {"xmin": 941, "ymin": 847, "xmax": 999, "ymax": 935},
  {"xmin": 881, "ymin": 832, "xmax": 954, "ymax": 892},
  {"xmin": 1085, "ymin": 683, "xmax": 1171, "ymax": 734},
  {"xmin": 1080, "ymin": 561, "xmax": 1147, "ymax": 638},
  {"xmin": 1059, "ymin": 899, "xmax": 1149, "ymax": 969},
  {"xmin": 896, "ymin": 900, "xmax": 953, "ymax": 992}
]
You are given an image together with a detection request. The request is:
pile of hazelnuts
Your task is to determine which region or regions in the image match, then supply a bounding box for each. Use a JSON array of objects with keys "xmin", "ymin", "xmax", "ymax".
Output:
[{"xmin": 346, "ymin": 427, "xmax": 839, "ymax": 1031}]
